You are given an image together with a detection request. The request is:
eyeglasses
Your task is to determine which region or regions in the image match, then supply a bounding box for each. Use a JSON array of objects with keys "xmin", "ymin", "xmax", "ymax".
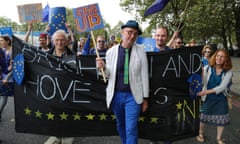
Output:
[
  {"xmin": 125, "ymin": 30, "xmax": 138, "ymax": 36},
  {"xmin": 98, "ymin": 40, "xmax": 105, "ymax": 43},
  {"xmin": 204, "ymin": 51, "xmax": 211, "ymax": 54}
]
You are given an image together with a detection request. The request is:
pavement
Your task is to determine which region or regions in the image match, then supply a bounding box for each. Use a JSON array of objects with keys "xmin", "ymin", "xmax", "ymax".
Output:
[
  {"xmin": 0, "ymin": 57, "xmax": 239, "ymax": 144},
  {"xmin": 230, "ymin": 57, "xmax": 240, "ymax": 94},
  {"xmin": 229, "ymin": 57, "xmax": 240, "ymax": 108}
]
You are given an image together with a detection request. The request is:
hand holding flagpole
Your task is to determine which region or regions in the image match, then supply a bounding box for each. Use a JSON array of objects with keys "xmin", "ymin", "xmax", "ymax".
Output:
[
  {"xmin": 177, "ymin": 0, "xmax": 190, "ymax": 31},
  {"xmin": 72, "ymin": 4, "xmax": 106, "ymax": 82},
  {"xmin": 91, "ymin": 31, "xmax": 107, "ymax": 83}
]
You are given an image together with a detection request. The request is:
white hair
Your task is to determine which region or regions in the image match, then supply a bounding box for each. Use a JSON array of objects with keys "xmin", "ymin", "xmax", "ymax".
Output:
[{"xmin": 52, "ymin": 30, "xmax": 68, "ymax": 40}]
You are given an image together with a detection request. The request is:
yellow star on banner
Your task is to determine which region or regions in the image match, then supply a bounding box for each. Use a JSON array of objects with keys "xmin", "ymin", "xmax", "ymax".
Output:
[
  {"xmin": 150, "ymin": 117, "xmax": 159, "ymax": 124},
  {"xmin": 111, "ymin": 115, "xmax": 116, "ymax": 120},
  {"xmin": 24, "ymin": 107, "xmax": 31, "ymax": 115},
  {"xmin": 46, "ymin": 112, "xmax": 55, "ymax": 120},
  {"xmin": 35, "ymin": 110, "xmax": 42, "ymax": 118},
  {"xmin": 73, "ymin": 113, "xmax": 81, "ymax": 120},
  {"xmin": 176, "ymin": 101, "xmax": 183, "ymax": 110},
  {"xmin": 99, "ymin": 113, "xmax": 107, "ymax": 120},
  {"xmin": 139, "ymin": 116, "xmax": 145, "ymax": 122},
  {"xmin": 85, "ymin": 113, "xmax": 95, "ymax": 120},
  {"xmin": 59, "ymin": 112, "xmax": 68, "ymax": 120}
]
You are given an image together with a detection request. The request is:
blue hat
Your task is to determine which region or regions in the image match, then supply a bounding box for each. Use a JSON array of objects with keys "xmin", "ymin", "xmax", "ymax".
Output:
[{"xmin": 121, "ymin": 20, "xmax": 142, "ymax": 35}]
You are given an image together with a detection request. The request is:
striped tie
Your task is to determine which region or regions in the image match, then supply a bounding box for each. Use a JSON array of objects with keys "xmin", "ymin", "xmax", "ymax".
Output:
[{"xmin": 124, "ymin": 49, "xmax": 129, "ymax": 84}]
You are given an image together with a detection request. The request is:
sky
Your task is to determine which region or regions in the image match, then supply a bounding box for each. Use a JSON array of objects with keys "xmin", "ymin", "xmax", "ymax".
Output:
[{"xmin": 0, "ymin": 0, "xmax": 135, "ymax": 28}]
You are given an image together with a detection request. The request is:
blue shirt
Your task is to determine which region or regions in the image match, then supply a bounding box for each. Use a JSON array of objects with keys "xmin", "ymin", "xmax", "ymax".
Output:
[
  {"xmin": 90, "ymin": 48, "xmax": 107, "ymax": 55},
  {"xmin": 152, "ymin": 46, "xmax": 172, "ymax": 52},
  {"xmin": 207, "ymin": 67, "xmax": 225, "ymax": 100},
  {"xmin": 202, "ymin": 57, "xmax": 209, "ymax": 67}
]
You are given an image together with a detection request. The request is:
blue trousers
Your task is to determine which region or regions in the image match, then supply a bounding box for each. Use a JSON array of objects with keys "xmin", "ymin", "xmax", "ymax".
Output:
[{"xmin": 111, "ymin": 91, "xmax": 141, "ymax": 144}]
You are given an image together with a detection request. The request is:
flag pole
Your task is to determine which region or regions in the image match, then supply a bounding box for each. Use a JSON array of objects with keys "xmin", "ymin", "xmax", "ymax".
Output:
[
  {"xmin": 90, "ymin": 31, "xmax": 107, "ymax": 83},
  {"xmin": 177, "ymin": 0, "xmax": 190, "ymax": 31}
]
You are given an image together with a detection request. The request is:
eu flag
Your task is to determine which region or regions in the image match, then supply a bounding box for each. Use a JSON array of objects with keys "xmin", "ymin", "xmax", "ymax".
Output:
[
  {"xmin": 13, "ymin": 54, "xmax": 24, "ymax": 85},
  {"xmin": 42, "ymin": 3, "xmax": 49, "ymax": 22},
  {"xmin": 49, "ymin": 7, "xmax": 67, "ymax": 35},
  {"xmin": 136, "ymin": 36, "xmax": 156, "ymax": 52},
  {"xmin": 82, "ymin": 33, "xmax": 91, "ymax": 55},
  {"xmin": 144, "ymin": 0, "xmax": 170, "ymax": 17},
  {"xmin": 187, "ymin": 73, "xmax": 202, "ymax": 99}
]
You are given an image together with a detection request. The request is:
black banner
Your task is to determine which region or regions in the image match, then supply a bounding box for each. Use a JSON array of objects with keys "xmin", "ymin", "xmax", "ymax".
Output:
[{"xmin": 12, "ymin": 35, "xmax": 202, "ymax": 141}]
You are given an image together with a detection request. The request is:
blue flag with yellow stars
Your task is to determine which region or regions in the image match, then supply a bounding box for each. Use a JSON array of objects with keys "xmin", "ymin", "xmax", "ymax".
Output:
[
  {"xmin": 187, "ymin": 73, "xmax": 202, "ymax": 99},
  {"xmin": 13, "ymin": 54, "xmax": 24, "ymax": 85},
  {"xmin": 136, "ymin": 36, "xmax": 156, "ymax": 52},
  {"xmin": 82, "ymin": 33, "xmax": 91, "ymax": 55},
  {"xmin": 49, "ymin": 7, "xmax": 67, "ymax": 35}
]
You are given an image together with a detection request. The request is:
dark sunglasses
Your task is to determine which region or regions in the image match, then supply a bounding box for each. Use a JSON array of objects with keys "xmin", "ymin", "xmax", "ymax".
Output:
[
  {"xmin": 98, "ymin": 40, "xmax": 105, "ymax": 43},
  {"xmin": 204, "ymin": 51, "xmax": 211, "ymax": 54}
]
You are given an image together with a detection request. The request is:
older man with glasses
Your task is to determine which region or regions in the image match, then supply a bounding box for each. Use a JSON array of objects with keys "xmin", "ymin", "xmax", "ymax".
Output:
[{"xmin": 96, "ymin": 20, "xmax": 149, "ymax": 144}]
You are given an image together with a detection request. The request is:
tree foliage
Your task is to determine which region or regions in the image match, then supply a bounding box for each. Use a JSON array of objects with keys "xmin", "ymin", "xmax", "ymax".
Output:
[
  {"xmin": 120, "ymin": 0, "xmax": 240, "ymax": 49},
  {"xmin": 0, "ymin": 1, "xmax": 239, "ymax": 50}
]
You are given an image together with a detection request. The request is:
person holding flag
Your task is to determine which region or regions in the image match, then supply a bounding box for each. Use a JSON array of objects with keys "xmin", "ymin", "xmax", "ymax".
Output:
[
  {"xmin": 24, "ymin": 22, "xmax": 51, "ymax": 52},
  {"xmin": 96, "ymin": 20, "xmax": 149, "ymax": 144},
  {"xmin": 0, "ymin": 35, "xmax": 13, "ymax": 121},
  {"xmin": 196, "ymin": 49, "xmax": 232, "ymax": 144},
  {"xmin": 150, "ymin": 27, "xmax": 173, "ymax": 144}
]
